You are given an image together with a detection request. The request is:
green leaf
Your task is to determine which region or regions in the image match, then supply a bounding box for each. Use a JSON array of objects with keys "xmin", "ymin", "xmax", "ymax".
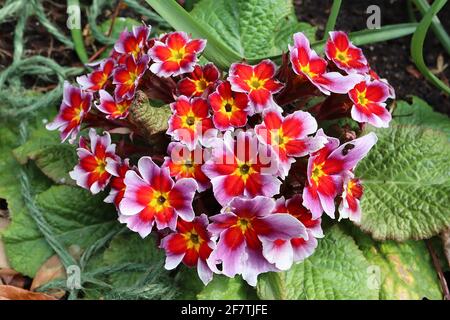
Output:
[
  {"xmin": 197, "ymin": 275, "xmax": 256, "ymax": 300},
  {"xmin": 2, "ymin": 185, "xmax": 118, "ymax": 276},
  {"xmin": 0, "ymin": 118, "xmax": 53, "ymax": 215},
  {"xmin": 13, "ymin": 126, "xmax": 77, "ymax": 185},
  {"xmin": 356, "ymin": 125, "xmax": 450, "ymax": 241},
  {"xmin": 350, "ymin": 226, "xmax": 443, "ymax": 300},
  {"xmin": 174, "ymin": 267, "xmax": 257, "ymax": 300},
  {"xmin": 393, "ymin": 96, "xmax": 450, "ymax": 138},
  {"xmin": 312, "ymin": 23, "xmax": 418, "ymax": 53},
  {"xmin": 257, "ymin": 225, "xmax": 379, "ymax": 300},
  {"xmin": 411, "ymin": 0, "xmax": 450, "ymax": 94},
  {"xmin": 190, "ymin": 0, "xmax": 315, "ymax": 59},
  {"xmin": 102, "ymin": 233, "xmax": 167, "ymax": 288},
  {"xmin": 99, "ymin": 17, "xmax": 142, "ymax": 41},
  {"xmin": 146, "ymin": 0, "xmax": 242, "ymax": 69}
]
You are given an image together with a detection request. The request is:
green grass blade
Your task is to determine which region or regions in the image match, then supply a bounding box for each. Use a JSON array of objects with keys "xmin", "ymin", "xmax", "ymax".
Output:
[
  {"xmin": 412, "ymin": 0, "xmax": 450, "ymax": 55},
  {"xmin": 411, "ymin": 0, "xmax": 450, "ymax": 95},
  {"xmin": 323, "ymin": 0, "xmax": 342, "ymax": 40},
  {"xmin": 145, "ymin": 0, "xmax": 242, "ymax": 69},
  {"xmin": 67, "ymin": 0, "xmax": 88, "ymax": 63},
  {"xmin": 312, "ymin": 23, "xmax": 418, "ymax": 53}
]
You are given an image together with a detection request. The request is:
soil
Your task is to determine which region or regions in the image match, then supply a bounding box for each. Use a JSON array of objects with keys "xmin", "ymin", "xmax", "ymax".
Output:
[{"xmin": 295, "ymin": 0, "xmax": 450, "ymax": 115}]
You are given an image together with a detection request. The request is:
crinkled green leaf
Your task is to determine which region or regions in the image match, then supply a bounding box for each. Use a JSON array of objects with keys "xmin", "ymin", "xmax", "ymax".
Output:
[
  {"xmin": 13, "ymin": 127, "xmax": 76, "ymax": 185},
  {"xmin": 350, "ymin": 226, "xmax": 443, "ymax": 300},
  {"xmin": 3, "ymin": 186, "xmax": 118, "ymax": 276},
  {"xmin": 393, "ymin": 96, "xmax": 450, "ymax": 138},
  {"xmin": 0, "ymin": 118, "xmax": 53, "ymax": 215},
  {"xmin": 175, "ymin": 267, "xmax": 257, "ymax": 300},
  {"xmin": 102, "ymin": 233, "xmax": 167, "ymax": 288},
  {"xmin": 191, "ymin": 0, "xmax": 316, "ymax": 59},
  {"xmin": 197, "ymin": 275, "xmax": 256, "ymax": 300},
  {"xmin": 356, "ymin": 125, "xmax": 450, "ymax": 241},
  {"xmin": 257, "ymin": 225, "xmax": 379, "ymax": 300}
]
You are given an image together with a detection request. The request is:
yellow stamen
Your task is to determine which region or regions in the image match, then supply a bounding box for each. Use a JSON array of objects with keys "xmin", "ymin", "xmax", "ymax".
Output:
[
  {"xmin": 149, "ymin": 191, "xmax": 170, "ymax": 212},
  {"xmin": 311, "ymin": 162, "xmax": 325, "ymax": 185},
  {"xmin": 170, "ymin": 47, "xmax": 186, "ymax": 63},
  {"xmin": 236, "ymin": 218, "xmax": 252, "ymax": 233},
  {"xmin": 184, "ymin": 228, "xmax": 203, "ymax": 251},
  {"xmin": 246, "ymin": 75, "xmax": 266, "ymax": 90}
]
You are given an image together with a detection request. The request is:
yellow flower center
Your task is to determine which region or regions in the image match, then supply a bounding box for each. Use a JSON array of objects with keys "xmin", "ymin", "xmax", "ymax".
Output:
[
  {"xmin": 96, "ymin": 157, "xmax": 107, "ymax": 174},
  {"xmin": 357, "ymin": 90, "xmax": 369, "ymax": 106},
  {"xmin": 272, "ymin": 128, "xmax": 287, "ymax": 148},
  {"xmin": 195, "ymin": 78, "xmax": 208, "ymax": 92},
  {"xmin": 149, "ymin": 191, "xmax": 170, "ymax": 212},
  {"xmin": 336, "ymin": 49, "xmax": 349, "ymax": 63},
  {"xmin": 237, "ymin": 218, "xmax": 252, "ymax": 233},
  {"xmin": 234, "ymin": 161, "xmax": 254, "ymax": 183},
  {"xmin": 170, "ymin": 48, "xmax": 186, "ymax": 63},
  {"xmin": 182, "ymin": 111, "xmax": 198, "ymax": 127},
  {"xmin": 184, "ymin": 228, "xmax": 203, "ymax": 250},
  {"xmin": 222, "ymin": 98, "xmax": 235, "ymax": 116},
  {"xmin": 300, "ymin": 63, "xmax": 316, "ymax": 78},
  {"xmin": 311, "ymin": 162, "xmax": 325, "ymax": 185},
  {"xmin": 246, "ymin": 75, "xmax": 266, "ymax": 90}
]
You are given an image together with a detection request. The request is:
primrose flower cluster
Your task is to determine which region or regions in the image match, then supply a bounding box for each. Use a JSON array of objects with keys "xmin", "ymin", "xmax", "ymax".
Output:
[{"xmin": 47, "ymin": 25, "xmax": 394, "ymax": 286}]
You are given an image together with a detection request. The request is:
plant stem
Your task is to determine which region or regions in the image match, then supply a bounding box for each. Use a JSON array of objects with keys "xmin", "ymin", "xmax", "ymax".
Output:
[
  {"xmin": 323, "ymin": 0, "xmax": 342, "ymax": 40},
  {"xmin": 425, "ymin": 239, "xmax": 450, "ymax": 300}
]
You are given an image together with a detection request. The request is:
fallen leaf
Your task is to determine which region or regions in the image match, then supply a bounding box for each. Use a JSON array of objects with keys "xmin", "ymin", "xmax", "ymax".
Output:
[
  {"xmin": 406, "ymin": 65, "xmax": 422, "ymax": 79},
  {"xmin": 30, "ymin": 245, "xmax": 81, "ymax": 299},
  {"xmin": 31, "ymin": 255, "xmax": 66, "ymax": 298},
  {"xmin": 0, "ymin": 285, "xmax": 57, "ymax": 300},
  {"xmin": 0, "ymin": 268, "xmax": 28, "ymax": 288}
]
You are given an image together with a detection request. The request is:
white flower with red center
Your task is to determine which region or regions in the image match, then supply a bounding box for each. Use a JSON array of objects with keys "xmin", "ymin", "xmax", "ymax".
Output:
[
  {"xmin": 338, "ymin": 174, "xmax": 364, "ymax": 222},
  {"xmin": 202, "ymin": 130, "xmax": 281, "ymax": 206},
  {"xmin": 113, "ymin": 54, "xmax": 149, "ymax": 100},
  {"xmin": 96, "ymin": 90, "xmax": 132, "ymax": 120},
  {"xmin": 289, "ymin": 32, "xmax": 363, "ymax": 95},
  {"xmin": 255, "ymin": 109, "xmax": 326, "ymax": 178},
  {"xmin": 104, "ymin": 157, "xmax": 131, "ymax": 208},
  {"xmin": 46, "ymin": 82, "xmax": 92, "ymax": 143},
  {"xmin": 167, "ymin": 95, "xmax": 216, "ymax": 151},
  {"xmin": 119, "ymin": 156, "xmax": 197, "ymax": 238},
  {"xmin": 325, "ymin": 31, "xmax": 369, "ymax": 74},
  {"xmin": 177, "ymin": 63, "xmax": 220, "ymax": 97},
  {"xmin": 303, "ymin": 129, "xmax": 377, "ymax": 219},
  {"xmin": 69, "ymin": 129, "xmax": 118, "ymax": 194},
  {"xmin": 148, "ymin": 31, "xmax": 206, "ymax": 77},
  {"xmin": 76, "ymin": 58, "xmax": 115, "ymax": 92},
  {"xmin": 114, "ymin": 25, "xmax": 151, "ymax": 59},
  {"xmin": 161, "ymin": 214, "xmax": 215, "ymax": 285},
  {"xmin": 207, "ymin": 196, "xmax": 307, "ymax": 286},
  {"xmin": 262, "ymin": 195, "xmax": 323, "ymax": 270},
  {"xmin": 209, "ymin": 81, "xmax": 250, "ymax": 131},
  {"xmin": 348, "ymin": 80, "xmax": 392, "ymax": 128},
  {"xmin": 163, "ymin": 142, "xmax": 211, "ymax": 192},
  {"xmin": 227, "ymin": 60, "xmax": 284, "ymax": 113}
]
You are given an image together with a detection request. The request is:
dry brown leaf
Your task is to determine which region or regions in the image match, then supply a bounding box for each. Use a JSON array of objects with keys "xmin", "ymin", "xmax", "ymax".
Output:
[
  {"xmin": 30, "ymin": 245, "xmax": 82, "ymax": 299},
  {"xmin": 0, "ymin": 285, "xmax": 57, "ymax": 300},
  {"xmin": 0, "ymin": 268, "xmax": 27, "ymax": 288},
  {"xmin": 31, "ymin": 255, "xmax": 66, "ymax": 299}
]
